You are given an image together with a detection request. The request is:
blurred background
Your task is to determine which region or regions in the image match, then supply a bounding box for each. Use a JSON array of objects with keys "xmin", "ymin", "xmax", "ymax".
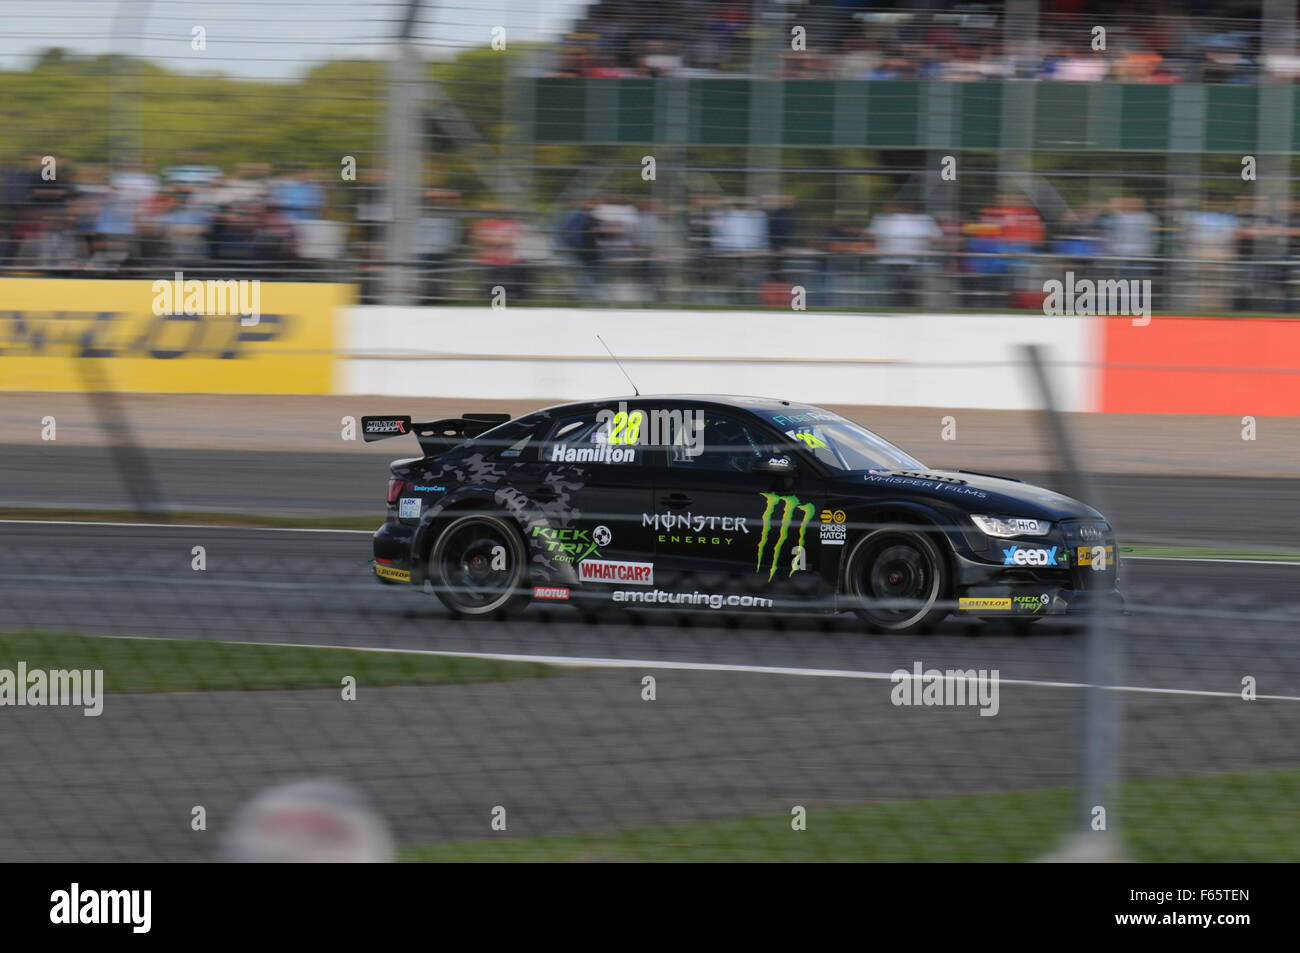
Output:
[
  {"xmin": 3, "ymin": 0, "xmax": 1300, "ymax": 312},
  {"xmin": 1, "ymin": 0, "xmax": 1298, "ymax": 864}
]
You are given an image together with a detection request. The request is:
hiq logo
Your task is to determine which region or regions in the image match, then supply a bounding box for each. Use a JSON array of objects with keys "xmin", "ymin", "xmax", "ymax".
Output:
[
  {"xmin": 1001, "ymin": 545, "xmax": 1063, "ymax": 567},
  {"xmin": 755, "ymin": 492, "xmax": 814, "ymax": 580}
]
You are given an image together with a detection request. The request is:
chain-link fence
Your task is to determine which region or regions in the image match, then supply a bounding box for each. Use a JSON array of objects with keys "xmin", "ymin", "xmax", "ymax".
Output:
[
  {"xmin": 2, "ymin": 527, "xmax": 1296, "ymax": 861},
  {"xmin": 1, "ymin": 351, "xmax": 1296, "ymax": 862},
  {"xmin": 1, "ymin": 0, "xmax": 1297, "ymax": 864}
]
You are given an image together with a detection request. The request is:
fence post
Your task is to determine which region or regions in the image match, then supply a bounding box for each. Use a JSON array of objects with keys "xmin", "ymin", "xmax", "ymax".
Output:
[{"xmin": 1023, "ymin": 342, "xmax": 1126, "ymax": 861}]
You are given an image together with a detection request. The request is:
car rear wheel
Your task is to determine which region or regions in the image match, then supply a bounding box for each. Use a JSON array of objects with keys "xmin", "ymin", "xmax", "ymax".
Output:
[
  {"xmin": 428, "ymin": 513, "xmax": 529, "ymax": 618},
  {"xmin": 844, "ymin": 526, "xmax": 949, "ymax": 634}
]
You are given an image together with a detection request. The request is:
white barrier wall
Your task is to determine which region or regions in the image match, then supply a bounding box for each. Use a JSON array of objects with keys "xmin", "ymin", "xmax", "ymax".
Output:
[{"xmin": 339, "ymin": 308, "xmax": 1099, "ymax": 411}]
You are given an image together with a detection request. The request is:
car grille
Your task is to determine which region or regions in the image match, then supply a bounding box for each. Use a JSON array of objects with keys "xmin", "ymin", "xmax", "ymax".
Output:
[{"xmin": 1061, "ymin": 520, "xmax": 1118, "ymax": 590}]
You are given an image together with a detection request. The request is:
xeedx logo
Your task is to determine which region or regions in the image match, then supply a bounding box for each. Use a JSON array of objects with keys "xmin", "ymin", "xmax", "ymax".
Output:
[
  {"xmin": 755, "ymin": 492, "xmax": 814, "ymax": 580},
  {"xmin": 1002, "ymin": 545, "xmax": 1066, "ymax": 567}
]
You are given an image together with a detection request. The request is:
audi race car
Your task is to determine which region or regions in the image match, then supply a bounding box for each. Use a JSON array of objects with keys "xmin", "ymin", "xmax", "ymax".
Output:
[{"xmin": 365, "ymin": 396, "xmax": 1122, "ymax": 633}]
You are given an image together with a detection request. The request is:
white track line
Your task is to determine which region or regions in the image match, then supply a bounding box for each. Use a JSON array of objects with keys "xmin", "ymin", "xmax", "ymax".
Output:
[
  {"xmin": 1123, "ymin": 555, "xmax": 1300, "ymax": 567},
  {"xmin": 109, "ymin": 635, "xmax": 1300, "ymax": 703}
]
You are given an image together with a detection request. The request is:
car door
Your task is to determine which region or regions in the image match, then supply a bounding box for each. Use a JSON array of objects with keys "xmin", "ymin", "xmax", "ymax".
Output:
[
  {"xmin": 650, "ymin": 408, "xmax": 825, "ymax": 596},
  {"xmin": 528, "ymin": 404, "xmax": 657, "ymax": 584}
]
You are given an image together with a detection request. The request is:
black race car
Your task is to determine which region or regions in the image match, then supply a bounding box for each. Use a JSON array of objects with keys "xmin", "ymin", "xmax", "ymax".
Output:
[{"xmin": 364, "ymin": 396, "xmax": 1121, "ymax": 633}]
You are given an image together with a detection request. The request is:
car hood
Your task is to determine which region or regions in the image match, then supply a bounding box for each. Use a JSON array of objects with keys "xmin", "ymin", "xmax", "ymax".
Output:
[{"xmin": 835, "ymin": 468, "xmax": 1107, "ymax": 522}]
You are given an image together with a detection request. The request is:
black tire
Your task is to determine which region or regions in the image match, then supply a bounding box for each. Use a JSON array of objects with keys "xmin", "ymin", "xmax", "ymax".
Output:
[
  {"xmin": 843, "ymin": 525, "xmax": 949, "ymax": 634},
  {"xmin": 427, "ymin": 512, "xmax": 529, "ymax": 618}
]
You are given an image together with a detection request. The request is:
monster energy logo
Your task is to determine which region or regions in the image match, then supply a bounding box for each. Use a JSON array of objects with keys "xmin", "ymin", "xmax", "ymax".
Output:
[{"xmin": 755, "ymin": 492, "xmax": 814, "ymax": 580}]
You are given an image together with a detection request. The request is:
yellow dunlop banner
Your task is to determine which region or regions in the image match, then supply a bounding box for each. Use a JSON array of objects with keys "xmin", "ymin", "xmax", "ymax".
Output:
[{"xmin": 0, "ymin": 278, "xmax": 346, "ymax": 393}]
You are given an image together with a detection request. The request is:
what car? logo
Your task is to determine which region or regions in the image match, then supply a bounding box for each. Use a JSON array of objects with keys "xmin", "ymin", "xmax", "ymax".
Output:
[{"xmin": 578, "ymin": 559, "xmax": 653, "ymax": 585}]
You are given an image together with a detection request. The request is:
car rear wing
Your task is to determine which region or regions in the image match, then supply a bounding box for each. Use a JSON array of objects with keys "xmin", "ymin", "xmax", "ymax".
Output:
[{"xmin": 361, "ymin": 413, "xmax": 511, "ymax": 457}]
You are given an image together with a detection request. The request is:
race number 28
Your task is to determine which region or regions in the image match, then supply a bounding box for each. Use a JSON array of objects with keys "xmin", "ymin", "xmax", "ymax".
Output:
[{"xmin": 609, "ymin": 410, "xmax": 644, "ymax": 445}]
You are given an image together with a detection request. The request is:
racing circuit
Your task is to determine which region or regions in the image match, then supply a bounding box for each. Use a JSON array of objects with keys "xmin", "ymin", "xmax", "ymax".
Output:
[{"xmin": 1, "ymin": 428, "xmax": 1297, "ymax": 861}]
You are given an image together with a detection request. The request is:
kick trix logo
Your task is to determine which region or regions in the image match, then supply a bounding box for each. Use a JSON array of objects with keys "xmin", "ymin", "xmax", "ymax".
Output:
[
  {"xmin": 532, "ymin": 526, "xmax": 600, "ymax": 563},
  {"xmin": 50, "ymin": 883, "xmax": 151, "ymax": 933},
  {"xmin": 755, "ymin": 492, "xmax": 814, "ymax": 580},
  {"xmin": 890, "ymin": 661, "xmax": 1000, "ymax": 717},
  {"xmin": 152, "ymin": 270, "xmax": 261, "ymax": 326},
  {"xmin": 1042, "ymin": 271, "xmax": 1151, "ymax": 326},
  {"xmin": 0, "ymin": 662, "xmax": 103, "ymax": 716}
]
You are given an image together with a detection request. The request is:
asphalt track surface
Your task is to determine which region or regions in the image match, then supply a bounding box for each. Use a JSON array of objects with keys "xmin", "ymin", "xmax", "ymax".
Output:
[
  {"xmin": 2, "ymin": 520, "xmax": 1297, "ymax": 861},
  {"xmin": 3, "ymin": 443, "xmax": 1298, "ymax": 550}
]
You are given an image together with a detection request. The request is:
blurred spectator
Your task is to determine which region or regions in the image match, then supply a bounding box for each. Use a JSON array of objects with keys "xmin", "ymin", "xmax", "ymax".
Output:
[
  {"xmin": 15, "ymin": 205, "xmax": 81, "ymax": 273},
  {"xmin": 764, "ymin": 193, "xmax": 796, "ymax": 280},
  {"xmin": 354, "ymin": 168, "xmax": 390, "ymax": 302},
  {"xmin": 1102, "ymin": 195, "xmax": 1159, "ymax": 281},
  {"xmin": 1183, "ymin": 198, "xmax": 1239, "ymax": 312},
  {"xmin": 823, "ymin": 213, "xmax": 869, "ymax": 309},
  {"xmin": 471, "ymin": 207, "xmax": 526, "ymax": 302},
  {"xmin": 413, "ymin": 188, "xmax": 463, "ymax": 303},
  {"xmin": 978, "ymin": 193, "xmax": 1045, "ymax": 308},
  {"xmin": 688, "ymin": 195, "xmax": 721, "ymax": 303},
  {"xmin": 559, "ymin": 197, "xmax": 604, "ymax": 300},
  {"xmin": 960, "ymin": 221, "xmax": 1007, "ymax": 309},
  {"xmin": 271, "ymin": 167, "xmax": 326, "ymax": 223},
  {"xmin": 870, "ymin": 200, "xmax": 940, "ymax": 308},
  {"xmin": 636, "ymin": 199, "xmax": 680, "ymax": 300},
  {"xmin": 1232, "ymin": 195, "xmax": 1289, "ymax": 312},
  {"xmin": 712, "ymin": 198, "xmax": 767, "ymax": 254}
]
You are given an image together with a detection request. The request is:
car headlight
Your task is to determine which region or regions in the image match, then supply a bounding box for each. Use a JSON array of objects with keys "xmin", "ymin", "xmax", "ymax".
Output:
[{"xmin": 971, "ymin": 515, "xmax": 1052, "ymax": 538}]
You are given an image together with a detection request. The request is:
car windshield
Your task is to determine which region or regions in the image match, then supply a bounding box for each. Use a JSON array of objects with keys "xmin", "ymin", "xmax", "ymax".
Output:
[{"xmin": 761, "ymin": 410, "xmax": 925, "ymax": 472}]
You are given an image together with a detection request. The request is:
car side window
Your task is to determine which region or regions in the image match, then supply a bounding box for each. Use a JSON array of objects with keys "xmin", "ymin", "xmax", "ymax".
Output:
[
  {"xmin": 668, "ymin": 412, "xmax": 770, "ymax": 473},
  {"xmin": 538, "ymin": 410, "xmax": 648, "ymax": 466},
  {"xmin": 538, "ymin": 412, "xmax": 599, "ymax": 460},
  {"xmin": 468, "ymin": 418, "xmax": 538, "ymax": 459}
]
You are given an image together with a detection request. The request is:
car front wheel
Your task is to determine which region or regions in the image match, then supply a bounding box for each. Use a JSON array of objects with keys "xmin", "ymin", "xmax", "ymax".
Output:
[{"xmin": 843, "ymin": 526, "xmax": 949, "ymax": 634}]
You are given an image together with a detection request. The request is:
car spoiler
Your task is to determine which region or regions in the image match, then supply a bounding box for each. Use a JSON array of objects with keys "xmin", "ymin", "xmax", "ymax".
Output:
[{"xmin": 361, "ymin": 413, "xmax": 511, "ymax": 456}]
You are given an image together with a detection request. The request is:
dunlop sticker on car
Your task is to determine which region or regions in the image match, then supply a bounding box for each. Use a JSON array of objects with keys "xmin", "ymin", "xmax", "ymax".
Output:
[
  {"xmin": 1076, "ymin": 545, "xmax": 1115, "ymax": 567},
  {"xmin": 374, "ymin": 564, "xmax": 410, "ymax": 583}
]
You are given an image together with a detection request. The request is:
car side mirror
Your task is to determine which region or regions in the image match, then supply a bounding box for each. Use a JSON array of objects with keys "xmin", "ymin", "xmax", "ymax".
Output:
[{"xmin": 751, "ymin": 455, "xmax": 797, "ymax": 477}]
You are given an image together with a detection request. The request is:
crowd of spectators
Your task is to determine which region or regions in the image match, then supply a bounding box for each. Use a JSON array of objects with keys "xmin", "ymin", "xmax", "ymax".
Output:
[
  {"xmin": 4, "ymin": 155, "xmax": 1297, "ymax": 312},
  {"xmin": 550, "ymin": 0, "xmax": 1281, "ymax": 85},
  {"xmin": 546, "ymin": 188, "xmax": 1300, "ymax": 312},
  {"xmin": 0, "ymin": 156, "xmax": 343, "ymax": 279}
]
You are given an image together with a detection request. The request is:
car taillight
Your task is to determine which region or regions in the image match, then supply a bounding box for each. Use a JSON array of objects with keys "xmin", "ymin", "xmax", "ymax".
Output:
[{"xmin": 386, "ymin": 479, "xmax": 410, "ymax": 505}]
